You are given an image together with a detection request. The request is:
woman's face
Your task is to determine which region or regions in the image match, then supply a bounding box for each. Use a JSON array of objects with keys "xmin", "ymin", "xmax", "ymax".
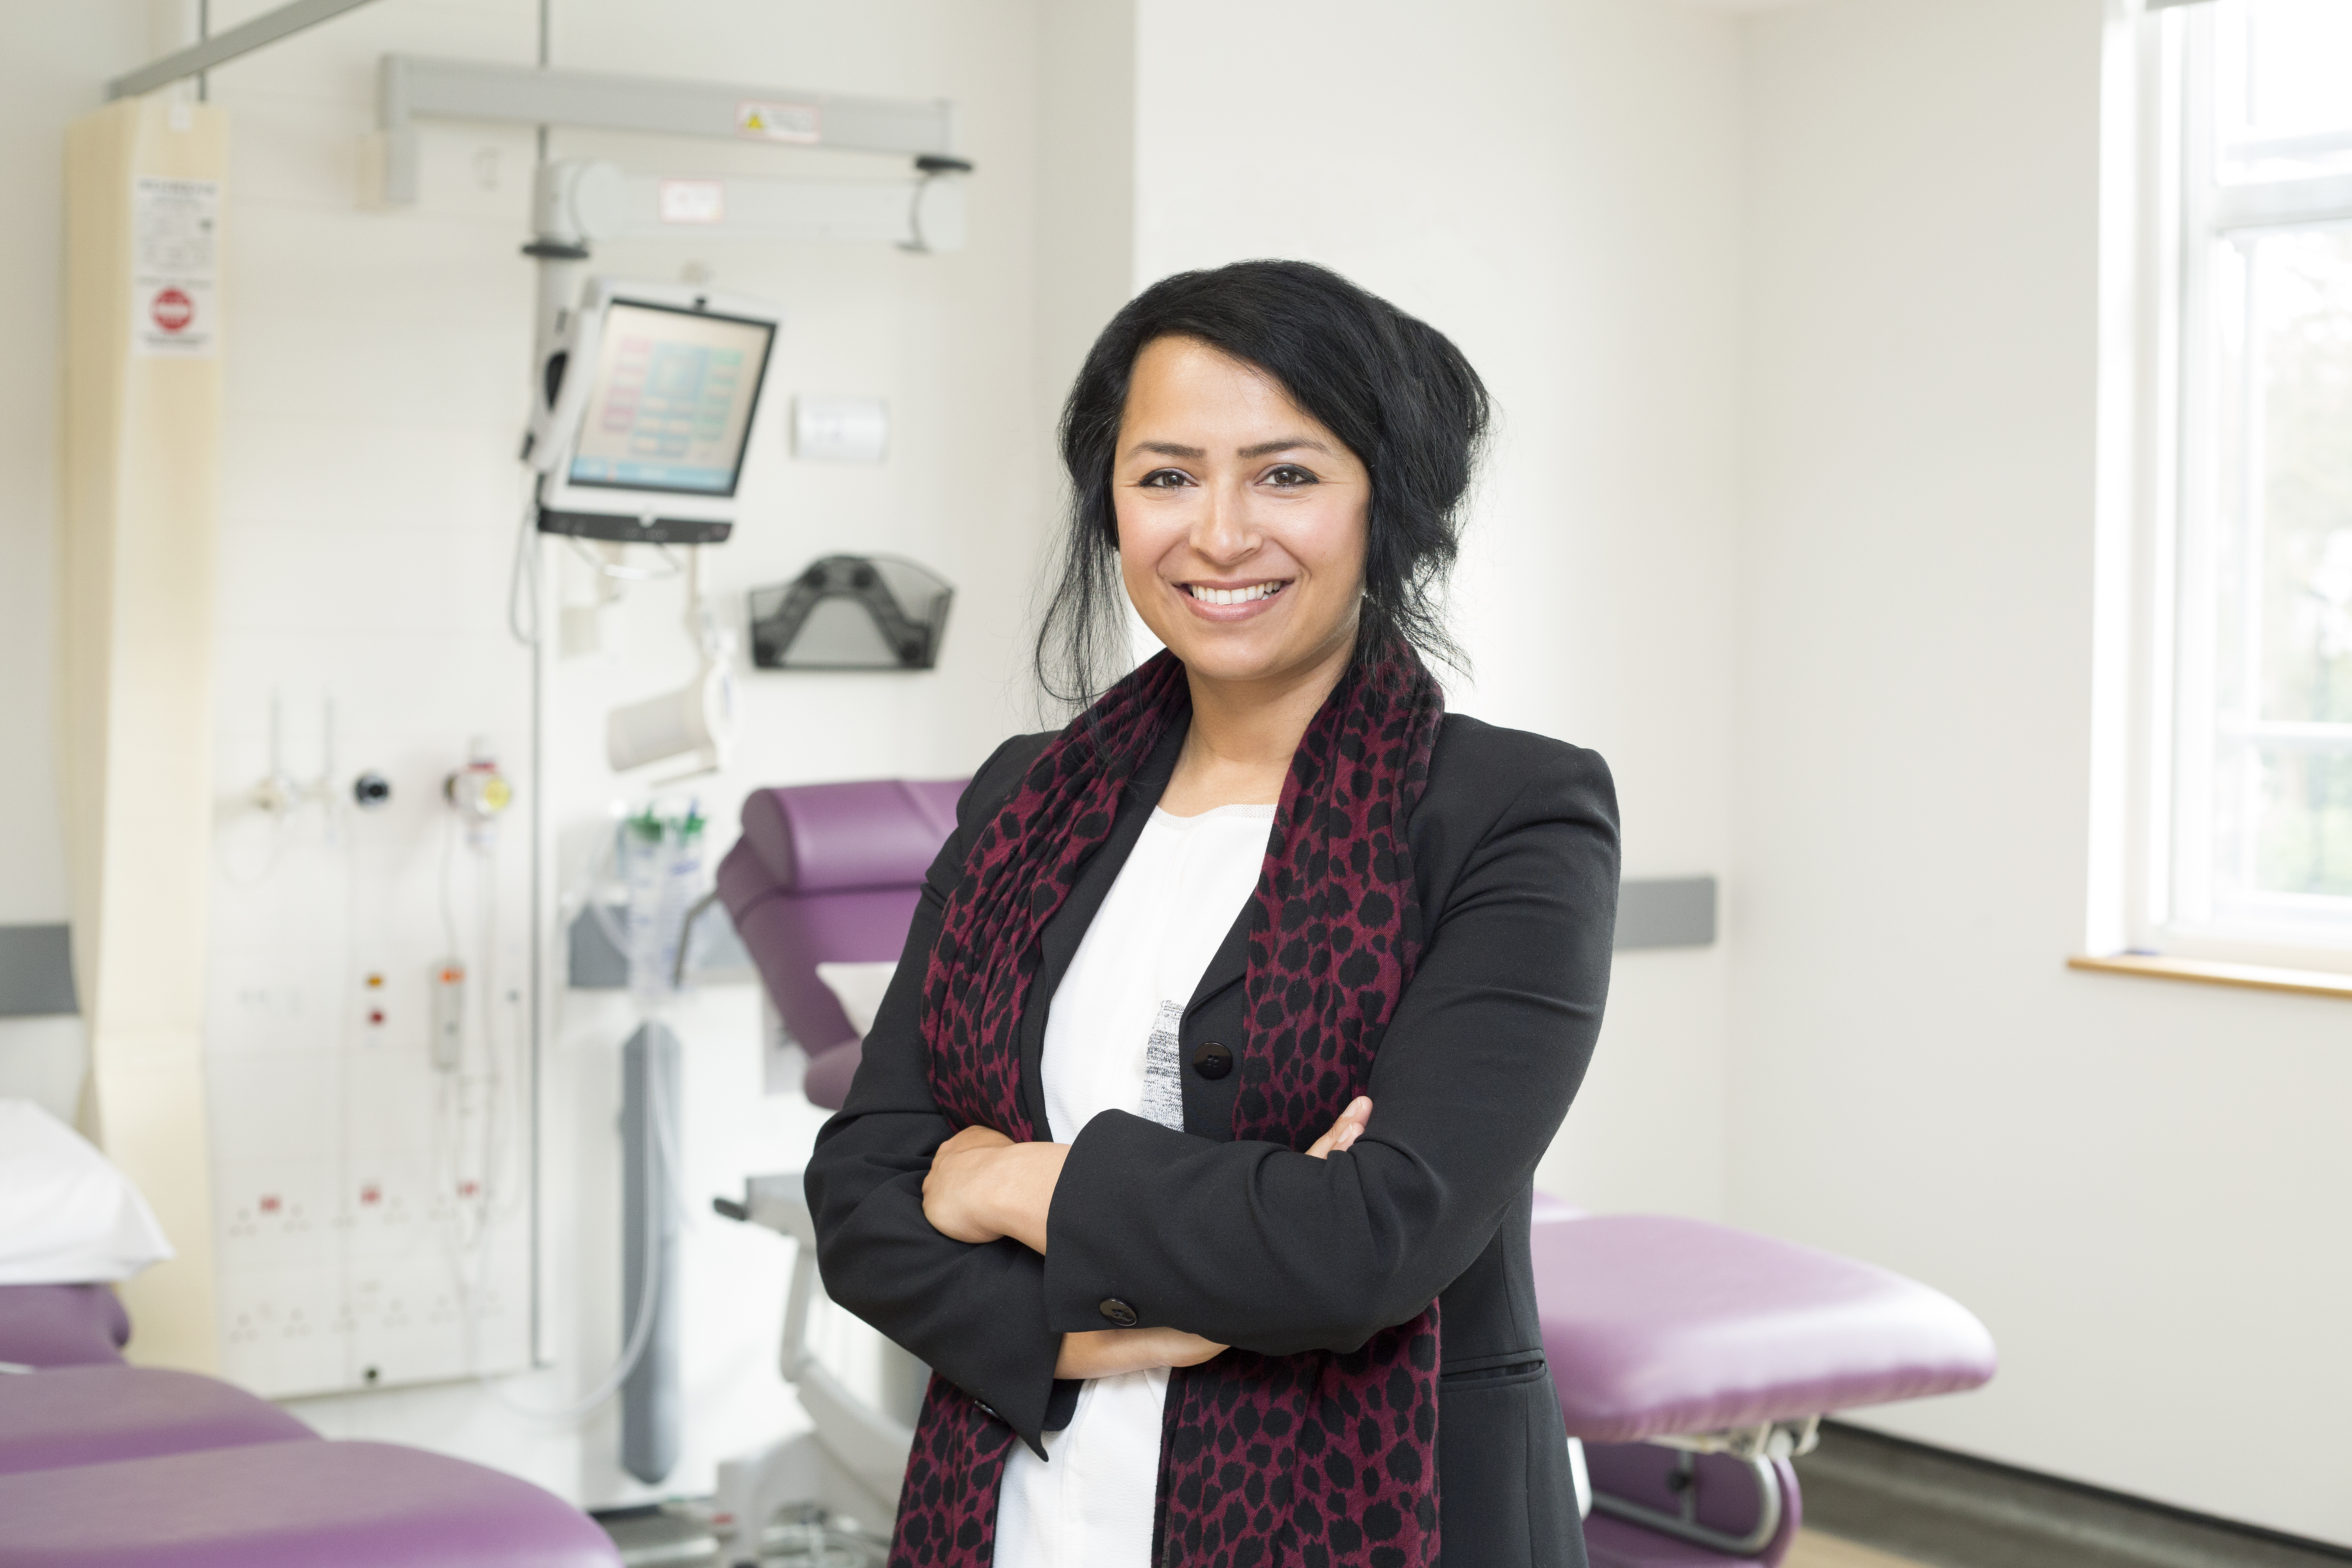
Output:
[{"xmin": 1113, "ymin": 336, "xmax": 1370, "ymax": 690}]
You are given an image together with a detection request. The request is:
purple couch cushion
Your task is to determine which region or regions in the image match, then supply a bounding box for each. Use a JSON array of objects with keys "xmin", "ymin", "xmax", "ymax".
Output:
[
  {"xmin": 736, "ymin": 778, "xmax": 963, "ymax": 895},
  {"xmin": 0, "ymin": 1439, "xmax": 622, "ymax": 1568},
  {"xmin": 802, "ymin": 1040, "xmax": 863, "ymax": 1112},
  {"xmin": 1534, "ymin": 1215, "xmax": 1996, "ymax": 1443},
  {"xmin": 720, "ymin": 870, "xmax": 922, "ymax": 1057},
  {"xmin": 0, "ymin": 1283, "xmax": 130, "ymax": 1368},
  {"xmin": 1582, "ymin": 1448, "xmax": 1802, "ymax": 1568},
  {"xmin": 719, "ymin": 776, "xmax": 967, "ymax": 1059},
  {"xmin": 0, "ymin": 1366, "xmax": 316, "ymax": 1475}
]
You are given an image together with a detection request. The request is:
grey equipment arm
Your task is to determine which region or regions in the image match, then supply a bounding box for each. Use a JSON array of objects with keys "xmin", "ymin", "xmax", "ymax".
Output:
[{"xmin": 708, "ymin": 1172, "xmax": 926, "ymax": 1547}]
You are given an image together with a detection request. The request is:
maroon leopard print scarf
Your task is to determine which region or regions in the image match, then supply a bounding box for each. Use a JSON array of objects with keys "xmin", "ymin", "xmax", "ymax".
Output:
[{"xmin": 897, "ymin": 641, "xmax": 1445, "ymax": 1568}]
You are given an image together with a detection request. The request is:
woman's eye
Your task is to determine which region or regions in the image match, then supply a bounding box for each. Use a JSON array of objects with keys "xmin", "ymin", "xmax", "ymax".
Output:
[
  {"xmin": 1263, "ymin": 464, "xmax": 1319, "ymax": 488},
  {"xmin": 1137, "ymin": 468, "xmax": 1194, "ymax": 488}
]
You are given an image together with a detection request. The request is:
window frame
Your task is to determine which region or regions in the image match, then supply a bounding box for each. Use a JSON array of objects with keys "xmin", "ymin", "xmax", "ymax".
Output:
[{"xmin": 2101, "ymin": 0, "xmax": 2352, "ymax": 974}]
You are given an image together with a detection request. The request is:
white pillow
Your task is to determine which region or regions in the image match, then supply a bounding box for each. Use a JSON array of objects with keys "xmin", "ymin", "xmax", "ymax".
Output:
[
  {"xmin": 813, "ymin": 960, "xmax": 899, "ymax": 1040},
  {"xmin": 0, "ymin": 1099, "xmax": 175, "ymax": 1285}
]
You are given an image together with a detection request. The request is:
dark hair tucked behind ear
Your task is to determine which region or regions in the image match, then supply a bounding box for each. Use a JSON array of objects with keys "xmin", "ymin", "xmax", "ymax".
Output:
[{"xmin": 1036, "ymin": 259, "xmax": 1490, "ymax": 707}]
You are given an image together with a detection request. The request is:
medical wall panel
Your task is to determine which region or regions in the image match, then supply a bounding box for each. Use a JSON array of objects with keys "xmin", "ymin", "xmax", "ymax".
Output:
[
  {"xmin": 189, "ymin": 51, "xmax": 539, "ymax": 1393},
  {"xmin": 59, "ymin": 94, "xmax": 232, "ymax": 1375},
  {"xmin": 201, "ymin": 693, "xmax": 535, "ymax": 1398}
]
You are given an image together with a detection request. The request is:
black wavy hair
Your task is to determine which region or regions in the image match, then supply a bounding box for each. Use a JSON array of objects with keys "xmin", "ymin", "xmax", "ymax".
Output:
[{"xmin": 1036, "ymin": 259, "xmax": 1491, "ymax": 706}]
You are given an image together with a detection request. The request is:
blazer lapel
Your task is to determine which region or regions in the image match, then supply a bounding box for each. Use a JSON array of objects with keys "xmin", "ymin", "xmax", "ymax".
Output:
[
  {"xmin": 1016, "ymin": 722, "xmax": 1187, "ymax": 1134},
  {"xmin": 1184, "ymin": 899, "xmax": 1254, "ymax": 1024}
]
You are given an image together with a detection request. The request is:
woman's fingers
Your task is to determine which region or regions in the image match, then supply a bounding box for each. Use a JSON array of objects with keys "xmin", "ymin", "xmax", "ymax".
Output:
[
  {"xmin": 937, "ymin": 1123, "xmax": 1013, "ymax": 1158},
  {"xmin": 921, "ymin": 1133, "xmax": 1069, "ymax": 1253},
  {"xmin": 1055, "ymin": 1328, "xmax": 1231, "ymax": 1379},
  {"xmin": 922, "ymin": 1125, "xmax": 1017, "ymax": 1244},
  {"xmin": 1305, "ymin": 1096, "xmax": 1373, "ymax": 1160},
  {"xmin": 1159, "ymin": 1330, "xmax": 1229, "ymax": 1368}
]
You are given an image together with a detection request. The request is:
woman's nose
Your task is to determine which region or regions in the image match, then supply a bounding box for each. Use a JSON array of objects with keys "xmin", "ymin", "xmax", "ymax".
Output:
[{"xmin": 1189, "ymin": 479, "xmax": 1259, "ymax": 564}]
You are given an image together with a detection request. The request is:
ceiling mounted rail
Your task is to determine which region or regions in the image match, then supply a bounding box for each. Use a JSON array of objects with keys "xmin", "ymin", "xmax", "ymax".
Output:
[
  {"xmin": 106, "ymin": 0, "xmax": 386, "ymax": 100},
  {"xmin": 375, "ymin": 56, "xmax": 957, "ymax": 207}
]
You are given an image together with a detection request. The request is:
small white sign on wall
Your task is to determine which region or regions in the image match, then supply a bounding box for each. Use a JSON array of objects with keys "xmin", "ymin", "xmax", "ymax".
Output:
[
  {"xmin": 131, "ymin": 176, "xmax": 219, "ymax": 358},
  {"xmin": 658, "ymin": 178, "xmax": 726, "ymax": 225},
  {"xmin": 792, "ymin": 396, "xmax": 890, "ymax": 463}
]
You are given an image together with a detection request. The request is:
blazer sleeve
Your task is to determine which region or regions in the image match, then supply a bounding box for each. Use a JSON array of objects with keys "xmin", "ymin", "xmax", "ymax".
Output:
[
  {"xmin": 1038, "ymin": 742, "xmax": 1619, "ymax": 1355},
  {"xmin": 802, "ymin": 731, "xmax": 1077, "ymax": 1453}
]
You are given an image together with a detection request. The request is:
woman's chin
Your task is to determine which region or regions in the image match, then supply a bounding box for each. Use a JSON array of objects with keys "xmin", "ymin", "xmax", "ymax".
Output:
[{"xmin": 1166, "ymin": 638, "xmax": 1328, "ymax": 690}]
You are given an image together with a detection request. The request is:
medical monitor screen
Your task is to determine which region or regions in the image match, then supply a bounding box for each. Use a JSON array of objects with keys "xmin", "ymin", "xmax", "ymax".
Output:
[{"xmin": 566, "ymin": 301, "xmax": 775, "ymax": 497}]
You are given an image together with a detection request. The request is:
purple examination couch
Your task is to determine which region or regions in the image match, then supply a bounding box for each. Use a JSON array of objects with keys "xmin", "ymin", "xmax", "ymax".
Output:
[
  {"xmin": 719, "ymin": 778, "xmax": 1999, "ymax": 1568},
  {"xmin": 0, "ymin": 1302, "xmax": 621, "ymax": 1565}
]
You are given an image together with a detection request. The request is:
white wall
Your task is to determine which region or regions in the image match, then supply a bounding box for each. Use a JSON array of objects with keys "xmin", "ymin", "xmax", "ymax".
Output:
[
  {"xmin": 1034, "ymin": 0, "xmax": 1134, "ymax": 476},
  {"xmin": 0, "ymin": 0, "xmax": 148, "ymax": 1120},
  {"xmin": 1130, "ymin": 0, "xmax": 1747, "ymax": 1223},
  {"xmin": 1730, "ymin": 0, "xmax": 2352, "ymax": 1544}
]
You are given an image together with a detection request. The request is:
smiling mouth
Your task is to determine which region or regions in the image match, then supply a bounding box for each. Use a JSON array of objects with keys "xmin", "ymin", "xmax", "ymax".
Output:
[{"xmin": 1184, "ymin": 581, "xmax": 1291, "ymax": 606}]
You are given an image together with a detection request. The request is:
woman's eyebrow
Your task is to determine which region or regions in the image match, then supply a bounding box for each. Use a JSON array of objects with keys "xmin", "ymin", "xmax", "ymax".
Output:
[{"xmin": 1125, "ymin": 437, "xmax": 1334, "ymax": 461}]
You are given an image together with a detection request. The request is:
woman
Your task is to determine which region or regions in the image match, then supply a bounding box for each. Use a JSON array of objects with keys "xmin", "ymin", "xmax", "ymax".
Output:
[{"xmin": 806, "ymin": 260, "xmax": 1618, "ymax": 1568}]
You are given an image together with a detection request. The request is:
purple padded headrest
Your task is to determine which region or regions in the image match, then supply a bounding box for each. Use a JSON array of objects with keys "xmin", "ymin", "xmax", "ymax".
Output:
[
  {"xmin": 0, "ymin": 1284, "xmax": 132, "ymax": 1369},
  {"xmin": 737, "ymin": 778, "xmax": 965, "ymax": 894}
]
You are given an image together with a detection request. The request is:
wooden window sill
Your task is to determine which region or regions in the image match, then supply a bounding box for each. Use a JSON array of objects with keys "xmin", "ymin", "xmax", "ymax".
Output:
[{"xmin": 2067, "ymin": 952, "xmax": 2352, "ymax": 1000}]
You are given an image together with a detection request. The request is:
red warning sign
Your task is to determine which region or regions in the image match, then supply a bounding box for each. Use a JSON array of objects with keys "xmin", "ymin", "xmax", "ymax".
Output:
[
  {"xmin": 151, "ymin": 287, "xmax": 194, "ymax": 333},
  {"xmin": 132, "ymin": 177, "xmax": 218, "ymax": 357}
]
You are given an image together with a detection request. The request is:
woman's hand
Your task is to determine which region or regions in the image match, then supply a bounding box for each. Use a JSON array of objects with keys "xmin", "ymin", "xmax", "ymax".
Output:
[
  {"xmin": 932, "ymin": 1100, "xmax": 1365, "ymax": 1364},
  {"xmin": 921, "ymin": 1124, "xmax": 1067, "ymax": 1251},
  {"xmin": 1305, "ymin": 1095, "xmax": 1372, "ymax": 1159},
  {"xmin": 1056, "ymin": 1327, "xmax": 1228, "ymax": 1379},
  {"xmin": 1031, "ymin": 1099, "xmax": 1369, "ymax": 1381}
]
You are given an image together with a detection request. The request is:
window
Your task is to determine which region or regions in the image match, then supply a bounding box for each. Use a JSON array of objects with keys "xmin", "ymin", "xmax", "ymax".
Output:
[{"xmin": 2118, "ymin": 0, "xmax": 2352, "ymax": 965}]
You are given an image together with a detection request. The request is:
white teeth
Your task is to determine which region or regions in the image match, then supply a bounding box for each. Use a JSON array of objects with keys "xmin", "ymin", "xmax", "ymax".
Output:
[{"xmin": 1191, "ymin": 582, "xmax": 1282, "ymax": 605}]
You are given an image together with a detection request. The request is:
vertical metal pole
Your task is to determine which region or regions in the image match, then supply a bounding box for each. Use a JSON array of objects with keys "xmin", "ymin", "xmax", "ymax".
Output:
[
  {"xmin": 621, "ymin": 1020, "xmax": 681, "ymax": 1483},
  {"xmin": 528, "ymin": 531, "xmax": 545, "ymax": 1370},
  {"xmin": 523, "ymin": 227, "xmax": 578, "ymax": 1371},
  {"xmin": 536, "ymin": 0, "xmax": 551, "ymax": 160}
]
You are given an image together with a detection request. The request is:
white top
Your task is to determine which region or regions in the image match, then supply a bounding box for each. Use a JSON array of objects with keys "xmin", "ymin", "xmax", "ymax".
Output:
[{"xmin": 993, "ymin": 802, "xmax": 1276, "ymax": 1568}]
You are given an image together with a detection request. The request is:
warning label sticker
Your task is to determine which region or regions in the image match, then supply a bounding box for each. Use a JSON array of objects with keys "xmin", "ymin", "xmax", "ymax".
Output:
[
  {"xmin": 131, "ymin": 176, "xmax": 219, "ymax": 358},
  {"xmin": 735, "ymin": 100, "xmax": 821, "ymax": 144}
]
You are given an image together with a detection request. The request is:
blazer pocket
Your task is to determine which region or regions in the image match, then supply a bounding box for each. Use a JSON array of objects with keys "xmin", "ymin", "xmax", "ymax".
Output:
[
  {"xmin": 1440, "ymin": 1354, "xmax": 1548, "ymax": 1387},
  {"xmin": 1437, "ymin": 1359, "xmax": 1586, "ymax": 1568}
]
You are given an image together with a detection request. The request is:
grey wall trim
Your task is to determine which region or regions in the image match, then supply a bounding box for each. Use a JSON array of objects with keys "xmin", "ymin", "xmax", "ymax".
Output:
[
  {"xmin": 0, "ymin": 926, "xmax": 78, "ymax": 1018},
  {"xmin": 1615, "ymin": 877, "xmax": 1717, "ymax": 951},
  {"xmin": 572, "ymin": 873, "xmax": 1715, "ymax": 989}
]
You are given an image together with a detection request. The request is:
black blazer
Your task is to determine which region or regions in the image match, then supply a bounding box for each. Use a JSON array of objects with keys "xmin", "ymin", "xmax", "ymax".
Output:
[{"xmin": 806, "ymin": 711, "xmax": 1619, "ymax": 1566}]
